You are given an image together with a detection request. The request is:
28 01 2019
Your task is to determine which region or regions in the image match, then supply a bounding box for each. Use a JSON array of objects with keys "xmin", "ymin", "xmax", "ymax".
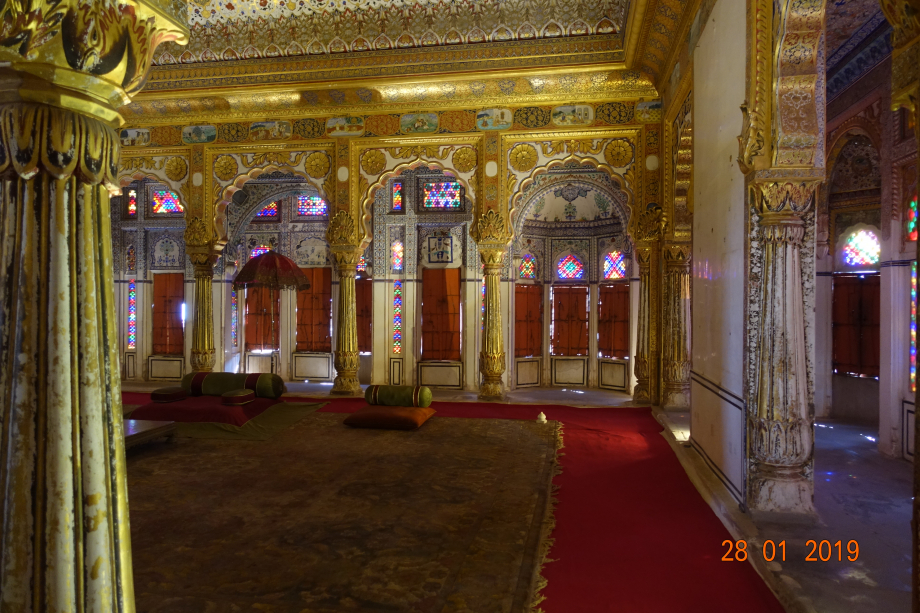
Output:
[{"xmin": 721, "ymin": 539, "xmax": 859, "ymax": 562}]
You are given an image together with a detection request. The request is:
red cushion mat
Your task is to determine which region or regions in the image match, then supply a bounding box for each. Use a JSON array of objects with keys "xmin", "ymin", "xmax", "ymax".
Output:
[
  {"xmin": 286, "ymin": 396, "xmax": 784, "ymax": 613},
  {"xmin": 122, "ymin": 392, "xmax": 153, "ymax": 406},
  {"xmin": 130, "ymin": 396, "xmax": 277, "ymax": 427}
]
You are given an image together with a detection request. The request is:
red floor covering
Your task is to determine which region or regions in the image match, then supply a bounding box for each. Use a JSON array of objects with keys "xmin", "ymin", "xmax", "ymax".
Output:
[{"xmin": 125, "ymin": 392, "xmax": 784, "ymax": 612}]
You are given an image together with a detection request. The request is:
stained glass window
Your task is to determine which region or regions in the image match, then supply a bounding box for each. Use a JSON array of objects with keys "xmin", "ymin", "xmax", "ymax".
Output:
[
  {"xmin": 604, "ymin": 251, "xmax": 627, "ymax": 279},
  {"xmin": 913, "ymin": 261, "xmax": 917, "ymax": 393},
  {"xmin": 557, "ymin": 254, "xmax": 585, "ymax": 280},
  {"xmin": 357, "ymin": 255, "xmax": 367, "ymax": 271},
  {"xmin": 391, "ymin": 240, "xmax": 404, "ymax": 271},
  {"xmin": 231, "ymin": 289, "xmax": 239, "ymax": 347},
  {"xmin": 151, "ymin": 189, "xmax": 183, "ymax": 214},
  {"xmin": 256, "ymin": 201, "xmax": 279, "ymax": 217},
  {"xmin": 392, "ymin": 181, "xmax": 403, "ymax": 211},
  {"xmin": 393, "ymin": 280, "xmax": 403, "ymax": 354},
  {"xmin": 126, "ymin": 245, "xmax": 136, "ymax": 271},
  {"xmin": 842, "ymin": 229, "xmax": 881, "ymax": 266},
  {"xmin": 127, "ymin": 189, "xmax": 137, "ymax": 217},
  {"xmin": 422, "ymin": 181, "xmax": 462, "ymax": 209},
  {"xmin": 297, "ymin": 195, "xmax": 327, "ymax": 216},
  {"xmin": 127, "ymin": 280, "xmax": 137, "ymax": 350},
  {"xmin": 908, "ymin": 192, "xmax": 918, "ymax": 241},
  {"xmin": 520, "ymin": 254, "xmax": 537, "ymax": 279},
  {"xmin": 250, "ymin": 245, "xmax": 271, "ymax": 258}
]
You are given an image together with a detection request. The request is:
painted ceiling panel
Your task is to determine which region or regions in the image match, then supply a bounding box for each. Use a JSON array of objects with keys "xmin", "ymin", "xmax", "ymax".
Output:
[{"xmin": 825, "ymin": 0, "xmax": 883, "ymax": 62}]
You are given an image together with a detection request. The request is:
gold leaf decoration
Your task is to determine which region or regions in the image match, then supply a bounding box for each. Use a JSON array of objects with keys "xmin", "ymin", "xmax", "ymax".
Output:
[
  {"xmin": 361, "ymin": 149, "xmax": 386, "ymax": 176},
  {"xmin": 164, "ymin": 156, "xmax": 188, "ymax": 181},
  {"xmin": 184, "ymin": 216, "xmax": 211, "ymax": 247},
  {"xmin": 305, "ymin": 151, "xmax": 331, "ymax": 178},
  {"xmin": 326, "ymin": 210, "xmax": 358, "ymax": 245},
  {"xmin": 473, "ymin": 208, "xmax": 510, "ymax": 243},
  {"xmin": 604, "ymin": 139, "xmax": 634, "ymax": 167},
  {"xmin": 452, "ymin": 147, "xmax": 477, "ymax": 173},
  {"xmin": 214, "ymin": 155, "xmax": 238, "ymax": 181},
  {"xmin": 509, "ymin": 143, "xmax": 538, "ymax": 173}
]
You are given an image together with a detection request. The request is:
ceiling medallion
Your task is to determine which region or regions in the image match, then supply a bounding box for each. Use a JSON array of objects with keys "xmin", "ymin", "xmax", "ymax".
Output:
[
  {"xmin": 604, "ymin": 139, "xmax": 634, "ymax": 168},
  {"xmin": 360, "ymin": 149, "xmax": 386, "ymax": 176},
  {"xmin": 452, "ymin": 147, "xmax": 477, "ymax": 174},
  {"xmin": 164, "ymin": 156, "xmax": 188, "ymax": 181},
  {"xmin": 305, "ymin": 151, "xmax": 331, "ymax": 178},
  {"xmin": 509, "ymin": 144, "xmax": 538, "ymax": 173},
  {"xmin": 214, "ymin": 155, "xmax": 239, "ymax": 181}
]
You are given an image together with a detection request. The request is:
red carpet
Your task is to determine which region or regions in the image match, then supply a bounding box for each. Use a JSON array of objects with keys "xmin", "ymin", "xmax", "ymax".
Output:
[
  {"xmin": 289, "ymin": 396, "xmax": 784, "ymax": 613},
  {"xmin": 122, "ymin": 392, "xmax": 152, "ymax": 406}
]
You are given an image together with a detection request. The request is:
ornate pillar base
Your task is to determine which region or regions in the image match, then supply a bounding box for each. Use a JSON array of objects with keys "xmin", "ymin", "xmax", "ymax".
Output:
[
  {"xmin": 190, "ymin": 349, "xmax": 216, "ymax": 372},
  {"xmin": 661, "ymin": 383, "xmax": 690, "ymax": 410},
  {"xmin": 478, "ymin": 351, "xmax": 506, "ymax": 400},
  {"xmin": 331, "ymin": 351, "xmax": 362, "ymax": 395},
  {"xmin": 749, "ymin": 464, "xmax": 816, "ymax": 516}
]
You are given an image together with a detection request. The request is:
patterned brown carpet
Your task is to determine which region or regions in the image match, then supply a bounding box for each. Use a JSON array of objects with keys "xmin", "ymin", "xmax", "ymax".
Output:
[{"xmin": 127, "ymin": 412, "xmax": 561, "ymax": 612}]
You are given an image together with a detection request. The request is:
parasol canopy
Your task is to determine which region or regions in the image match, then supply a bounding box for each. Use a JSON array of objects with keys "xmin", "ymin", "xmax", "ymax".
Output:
[{"xmin": 232, "ymin": 250, "xmax": 310, "ymax": 291}]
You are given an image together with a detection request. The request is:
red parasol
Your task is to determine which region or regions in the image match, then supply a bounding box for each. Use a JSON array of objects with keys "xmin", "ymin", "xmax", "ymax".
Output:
[{"xmin": 232, "ymin": 251, "xmax": 310, "ymax": 354}]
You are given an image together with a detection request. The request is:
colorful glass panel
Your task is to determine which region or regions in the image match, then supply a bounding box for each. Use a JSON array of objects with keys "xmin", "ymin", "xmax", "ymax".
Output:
[
  {"xmin": 127, "ymin": 280, "xmax": 137, "ymax": 349},
  {"xmin": 603, "ymin": 251, "xmax": 627, "ymax": 279},
  {"xmin": 256, "ymin": 201, "xmax": 279, "ymax": 217},
  {"xmin": 231, "ymin": 289, "xmax": 238, "ymax": 347},
  {"xmin": 842, "ymin": 229, "xmax": 881, "ymax": 266},
  {"xmin": 357, "ymin": 255, "xmax": 367, "ymax": 271},
  {"xmin": 913, "ymin": 261, "xmax": 917, "ymax": 393},
  {"xmin": 127, "ymin": 189, "xmax": 137, "ymax": 217},
  {"xmin": 909, "ymin": 192, "xmax": 918, "ymax": 242},
  {"xmin": 391, "ymin": 240, "xmax": 404, "ymax": 271},
  {"xmin": 250, "ymin": 245, "xmax": 271, "ymax": 258},
  {"xmin": 297, "ymin": 195, "xmax": 327, "ymax": 216},
  {"xmin": 393, "ymin": 280, "xmax": 403, "ymax": 354},
  {"xmin": 519, "ymin": 254, "xmax": 537, "ymax": 279},
  {"xmin": 422, "ymin": 181, "xmax": 462, "ymax": 209},
  {"xmin": 557, "ymin": 254, "xmax": 585, "ymax": 280},
  {"xmin": 126, "ymin": 245, "xmax": 136, "ymax": 271},
  {"xmin": 151, "ymin": 189, "xmax": 183, "ymax": 214},
  {"xmin": 392, "ymin": 182, "xmax": 403, "ymax": 211}
]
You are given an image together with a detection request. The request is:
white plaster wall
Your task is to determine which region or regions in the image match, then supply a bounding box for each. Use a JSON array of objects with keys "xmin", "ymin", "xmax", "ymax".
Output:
[{"xmin": 690, "ymin": 0, "xmax": 747, "ymax": 498}]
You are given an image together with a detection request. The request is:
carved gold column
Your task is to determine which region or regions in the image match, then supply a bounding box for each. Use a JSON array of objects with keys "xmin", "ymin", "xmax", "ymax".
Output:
[
  {"xmin": 326, "ymin": 211, "xmax": 362, "ymax": 395},
  {"xmin": 631, "ymin": 207, "xmax": 666, "ymax": 405},
  {"xmin": 879, "ymin": 1, "xmax": 920, "ymax": 605},
  {"xmin": 0, "ymin": 2, "xmax": 187, "ymax": 610},
  {"xmin": 472, "ymin": 209, "xmax": 512, "ymax": 400},
  {"xmin": 748, "ymin": 181, "xmax": 817, "ymax": 514},
  {"xmin": 186, "ymin": 217, "xmax": 216, "ymax": 372},
  {"xmin": 661, "ymin": 243, "xmax": 691, "ymax": 410}
]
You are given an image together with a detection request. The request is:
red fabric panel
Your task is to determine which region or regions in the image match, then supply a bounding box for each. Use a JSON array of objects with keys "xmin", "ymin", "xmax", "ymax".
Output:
[
  {"xmin": 421, "ymin": 268, "xmax": 461, "ymax": 361},
  {"xmin": 130, "ymin": 396, "xmax": 277, "ymax": 427},
  {"xmin": 552, "ymin": 286, "xmax": 589, "ymax": 356},
  {"xmin": 598, "ymin": 284, "xmax": 630, "ymax": 359},
  {"xmin": 296, "ymin": 268, "xmax": 332, "ymax": 353},
  {"xmin": 515, "ymin": 284, "xmax": 543, "ymax": 358},
  {"xmin": 245, "ymin": 286, "xmax": 280, "ymax": 351},
  {"xmin": 152, "ymin": 273, "xmax": 184, "ymax": 355},
  {"xmin": 356, "ymin": 278, "xmax": 373, "ymax": 353},
  {"xmin": 189, "ymin": 372, "xmax": 209, "ymax": 396}
]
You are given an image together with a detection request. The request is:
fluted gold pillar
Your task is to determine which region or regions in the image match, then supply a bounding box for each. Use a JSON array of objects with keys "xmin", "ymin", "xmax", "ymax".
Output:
[
  {"xmin": 190, "ymin": 257, "xmax": 216, "ymax": 372},
  {"xmin": 479, "ymin": 247, "xmax": 507, "ymax": 400},
  {"xmin": 661, "ymin": 243, "xmax": 691, "ymax": 410},
  {"xmin": 0, "ymin": 4, "xmax": 186, "ymax": 611},
  {"xmin": 748, "ymin": 181, "xmax": 816, "ymax": 515},
  {"xmin": 331, "ymin": 250, "xmax": 361, "ymax": 395},
  {"xmin": 633, "ymin": 242, "xmax": 659, "ymax": 404}
]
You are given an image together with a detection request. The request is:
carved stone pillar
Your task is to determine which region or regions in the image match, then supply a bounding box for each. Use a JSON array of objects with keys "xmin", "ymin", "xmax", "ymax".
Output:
[
  {"xmin": 631, "ymin": 206, "xmax": 666, "ymax": 405},
  {"xmin": 479, "ymin": 247, "xmax": 507, "ymax": 399},
  {"xmin": 748, "ymin": 181, "xmax": 816, "ymax": 515},
  {"xmin": 186, "ymin": 217, "xmax": 216, "ymax": 372},
  {"xmin": 0, "ymin": 3, "xmax": 187, "ymax": 610},
  {"xmin": 661, "ymin": 243, "xmax": 691, "ymax": 410},
  {"xmin": 331, "ymin": 249, "xmax": 362, "ymax": 395}
]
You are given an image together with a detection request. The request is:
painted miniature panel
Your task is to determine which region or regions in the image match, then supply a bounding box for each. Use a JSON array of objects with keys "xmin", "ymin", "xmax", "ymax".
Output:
[
  {"xmin": 635, "ymin": 100, "xmax": 663, "ymax": 123},
  {"xmin": 250, "ymin": 121, "xmax": 291, "ymax": 141},
  {"xmin": 182, "ymin": 125, "xmax": 217, "ymax": 144},
  {"xmin": 326, "ymin": 117, "xmax": 365, "ymax": 137},
  {"xmin": 476, "ymin": 109, "xmax": 513, "ymax": 130},
  {"xmin": 120, "ymin": 129, "xmax": 149, "ymax": 147},
  {"xmin": 153, "ymin": 238, "xmax": 182, "ymax": 268},
  {"xmin": 401, "ymin": 113, "xmax": 438, "ymax": 134},
  {"xmin": 427, "ymin": 236, "xmax": 453, "ymax": 264},
  {"xmin": 552, "ymin": 105, "xmax": 594, "ymax": 126}
]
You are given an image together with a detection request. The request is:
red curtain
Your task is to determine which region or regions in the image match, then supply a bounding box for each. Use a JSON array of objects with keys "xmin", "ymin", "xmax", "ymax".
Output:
[
  {"xmin": 296, "ymin": 268, "xmax": 332, "ymax": 352},
  {"xmin": 356, "ymin": 277, "xmax": 373, "ymax": 353},
  {"xmin": 422, "ymin": 268, "xmax": 461, "ymax": 361},
  {"xmin": 246, "ymin": 286, "xmax": 280, "ymax": 352},
  {"xmin": 152, "ymin": 273, "xmax": 184, "ymax": 355},
  {"xmin": 598, "ymin": 284, "xmax": 630, "ymax": 359},
  {"xmin": 551, "ymin": 285, "xmax": 589, "ymax": 356},
  {"xmin": 515, "ymin": 284, "xmax": 543, "ymax": 358},
  {"xmin": 832, "ymin": 275, "xmax": 879, "ymax": 377}
]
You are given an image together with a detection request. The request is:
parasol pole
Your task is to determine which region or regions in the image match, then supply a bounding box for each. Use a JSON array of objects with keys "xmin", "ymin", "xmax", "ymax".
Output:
[{"xmin": 270, "ymin": 285, "xmax": 276, "ymax": 372}]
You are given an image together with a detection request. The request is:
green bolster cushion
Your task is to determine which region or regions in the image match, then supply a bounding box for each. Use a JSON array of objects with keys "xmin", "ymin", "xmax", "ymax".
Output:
[
  {"xmin": 151, "ymin": 387, "xmax": 188, "ymax": 403},
  {"xmin": 181, "ymin": 372, "xmax": 286, "ymax": 399},
  {"xmin": 364, "ymin": 385, "xmax": 432, "ymax": 408},
  {"xmin": 222, "ymin": 389, "xmax": 255, "ymax": 405}
]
